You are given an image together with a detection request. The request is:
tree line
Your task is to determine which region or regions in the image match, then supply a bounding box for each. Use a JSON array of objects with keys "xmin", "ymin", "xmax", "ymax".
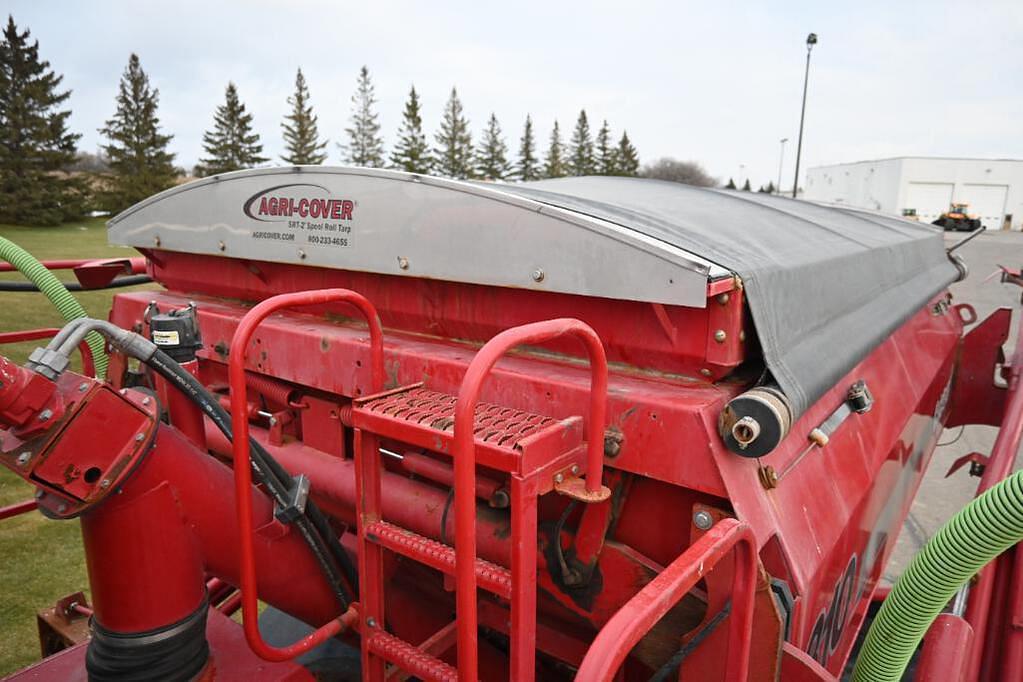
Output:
[{"xmin": 0, "ymin": 16, "xmax": 648, "ymax": 226}]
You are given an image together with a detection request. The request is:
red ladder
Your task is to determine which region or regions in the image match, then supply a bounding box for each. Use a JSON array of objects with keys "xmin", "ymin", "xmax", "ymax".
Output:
[{"xmin": 352, "ymin": 318, "xmax": 611, "ymax": 681}]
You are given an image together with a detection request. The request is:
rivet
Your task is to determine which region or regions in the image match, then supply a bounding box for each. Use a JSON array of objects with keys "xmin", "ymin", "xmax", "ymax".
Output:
[
  {"xmin": 693, "ymin": 510, "xmax": 714, "ymax": 530},
  {"xmin": 531, "ymin": 268, "xmax": 545, "ymax": 282},
  {"xmin": 141, "ymin": 396, "xmax": 150, "ymax": 406},
  {"xmin": 297, "ymin": 249, "xmax": 306, "ymax": 260},
  {"xmin": 78, "ymin": 383, "xmax": 89, "ymax": 393},
  {"xmin": 570, "ymin": 464, "xmax": 580, "ymax": 475},
  {"xmin": 716, "ymin": 293, "xmax": 730, "ymax": 305},
  {"xmin": 397, "ymin": 256, "xmax": 409, "ymax": 270},
  {"xmin": 135, "ymin": 433, "xmax": 145, "ymax": 442},
  {"xmin": 739, "ymin": 330, "xmax": 746, "ymax": 342},
  {"xmin": 700, "ymin": 368, "xmax": 712, "ymax": 377},
  {"xmin": 714, "ymin": 330, "xmax": 727, "ymax": 343},
  {"xmin": 366, "ymin": 617, "xmax": 377, "ymax": 628},
  {"xmin": 38, "ymin": 409, "xmax": 52, "ymax": 422},
  {"xmin": 100, "ymin": 479, "xmax": 112, "ymax": 489},
  {"xmin": 17, "ymin": 452, "xmax": 31, "ymax": 466},
  {"xmin": 554, "ymin": 473, "xmax": 564, "ymax": 484},
  {"xmin": 218, "ymin": 241, "xmax": 226, "ymax": 252}
]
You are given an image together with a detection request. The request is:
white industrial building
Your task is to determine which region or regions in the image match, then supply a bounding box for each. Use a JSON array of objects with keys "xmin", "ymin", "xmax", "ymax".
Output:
[{"xmin": 804, "ymin": 157, "xmax": 1023, "ymax": 230}]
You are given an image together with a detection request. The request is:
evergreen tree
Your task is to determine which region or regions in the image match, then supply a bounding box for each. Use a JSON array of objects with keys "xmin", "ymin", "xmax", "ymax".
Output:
[
  {"xmin": 614, "ymin": 131, "xmax": 639, "ymax": 176},
  {"xmin": 766, "ymin": 180, "xmax": 776, "ymax": 194},
  {"xmin": 389, "ymin": 85, "xmax": 430, "ymax": 173},
  {"xmin": 742, "ymin": 178, "xmax": 752, "ymax": 191},
  {"xmin": 515, "ymin": 115, "xmax": 539, "ymax": 181},
  {"xmin": 341, "ymin": 66, "xmax": 384, "ymax": 167},
  {"xmin": 725, "ymin": 177, "xmax": 737, "ymax": 189},
  {"xmin": 595, "ymin": 120, "xmax": 616, "ymax": 175},
  {"xmin": 97, "ymin": 53, "xmax": 176, "ymax": 212},
  {"xmin": 195, "ymin": 83, "xmax": 267, "ymax": 176},
  {"xmin": 433, "ymin": 87, "xmax": 474, "ymax": 179},
  {"xmin": 0, "ymin": 16, "xmax": 83, "ymax": 225},
  {"xmin": 543, "ymin": 120, "xmax": 566, "ymax": 179},
  {"xmin": 281, "ymin": 68, "xmax": 327, "ymax": 165},
  {"xmin": 475, "ymin": 113, "xmax": 511, "ymax": 180},
  {"xmin": 568, "ymin": 109, "xmax": 595, "ymax": 176}
]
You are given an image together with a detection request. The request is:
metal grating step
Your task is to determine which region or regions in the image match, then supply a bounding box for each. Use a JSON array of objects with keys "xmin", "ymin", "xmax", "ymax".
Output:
[
  {"xmin": 364, "ymin": 520, "xmax": 512, "ymax": 599},
  {"xmin": 366, "ymin": 629, "xmax": 458, "ymax": 682}
]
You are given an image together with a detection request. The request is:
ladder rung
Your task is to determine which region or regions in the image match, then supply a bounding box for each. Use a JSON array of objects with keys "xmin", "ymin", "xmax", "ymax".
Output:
[
  {"xmin": 365, "ymin": 520, "xmax": 513, "ymax": 599},
  {"xmin": 367, "ymin": 630, "xmax": 458, "ymax": 682}
]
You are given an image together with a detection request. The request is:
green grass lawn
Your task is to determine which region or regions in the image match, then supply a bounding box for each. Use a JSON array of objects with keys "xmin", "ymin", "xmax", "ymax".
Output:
[{"xmin": 0, "ymin": 218, "xmax": 154, "ymax": 676}]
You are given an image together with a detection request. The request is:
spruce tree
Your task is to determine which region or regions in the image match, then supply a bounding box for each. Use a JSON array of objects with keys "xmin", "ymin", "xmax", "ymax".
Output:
[
  {"xmin": 742, "ymin": 179, "xmax": 752, "ymax": 191},
  {"xmin": 98, "ymin": 53, "xmax": 176, "ymax": 212},
  {"xmin": 341, "ymin": 66, "xmax": 384, "ymax": 167},
  {"xmin": 515, "ymin": 115, "xmax": 539, "ymax": 181},
  {"xmin": 543, "ymin": 120, "xmax": 566, "ymax": 179},
  {"xmin": 568, "ymin": 109, "xmax": 595, "ymax": 176},
  {"xmin": 476, "ymin": 113, "xmax": 511, "ymax": 181},
  {"xmin": 725, "ymin": 177, "xmax": 737, "ymax": 189},
  {"xmin": 0, "ymin": 16, "xmax": 82, "ymax": 225},
  {"xmin": 281, "ymin": 68, "xmax": 327, "ymax": 165},
  {"xmin": 766, "ymin": 180, "xmax": 777, "ymax": 194},
  {"xmin": 614, "ymin": 131, "xmax": 639, "ymax": 176},
  {"xmin": 390, "ymin": 85, "xmax": 430, "ymax": 173},
  {"xmin": 433, "ymin": 87, "xmax": 474, "ymax": 179},
  {"xmin": 195, "ymin": 83, "xmax": 267, "ymax": 176},
  {"xmin": 595, "ymin": 120, "xmax": 616, "ymax": 176}
]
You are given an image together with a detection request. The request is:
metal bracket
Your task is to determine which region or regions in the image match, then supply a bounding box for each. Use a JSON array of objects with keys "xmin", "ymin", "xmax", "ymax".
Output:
[
  {"xmin": 946, "ymin": 452, "xmax": 988, "ymax": 479},
  {"xmin": 273, "ymin": 474, "xmax": 311, "ymax": 524}
]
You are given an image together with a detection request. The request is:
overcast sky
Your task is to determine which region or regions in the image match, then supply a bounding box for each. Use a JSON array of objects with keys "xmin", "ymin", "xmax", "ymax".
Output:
[{"xmin": 9, "ymin": 0, "xmax": 1022, "ymax": 187}]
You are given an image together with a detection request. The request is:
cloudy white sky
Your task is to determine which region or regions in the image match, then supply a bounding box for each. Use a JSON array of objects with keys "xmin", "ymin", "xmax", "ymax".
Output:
[{"xmin": 9, "ymin": 0, "xmax": 1023, "ymax": 187}]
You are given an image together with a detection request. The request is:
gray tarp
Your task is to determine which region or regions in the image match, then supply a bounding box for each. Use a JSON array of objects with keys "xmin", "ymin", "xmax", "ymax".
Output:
[{"xmin": 496, "ymin": 177, "xmax": 959, "ymax": 416}]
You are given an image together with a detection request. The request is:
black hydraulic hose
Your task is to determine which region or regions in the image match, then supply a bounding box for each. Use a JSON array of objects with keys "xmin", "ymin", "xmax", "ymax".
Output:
[
  {"xmin": 0, "ymin": 274, "xmax": 152, "ymax": 292},
  {"xmin": 146, "ymin": 349, "xmax": 357, "ymax": 607}
]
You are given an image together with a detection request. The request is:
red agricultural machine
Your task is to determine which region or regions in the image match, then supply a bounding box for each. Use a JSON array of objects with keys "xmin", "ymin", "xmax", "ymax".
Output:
[{"xmin": 0, "ymin": 168, "xmax": 1021, "ymax": 681}]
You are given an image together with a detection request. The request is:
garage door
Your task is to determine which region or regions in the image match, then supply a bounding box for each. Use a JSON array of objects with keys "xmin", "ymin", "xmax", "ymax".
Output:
[
  {"xmin": 961, "ymin": 184, "xmax": 1009, "ymax": 230},
  {"xmin": 903, "ymin": 182, "xmax": 953, "ymax": 224}
]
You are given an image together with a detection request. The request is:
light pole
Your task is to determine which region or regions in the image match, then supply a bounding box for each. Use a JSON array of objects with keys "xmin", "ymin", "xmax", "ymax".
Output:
[
  {"xmin": 792, "ymin": 32, "xmax": 817, "ymax": 198},
  {"xmin": 776, "ymin": 138, "xmax": 788, "ymax": 194}
]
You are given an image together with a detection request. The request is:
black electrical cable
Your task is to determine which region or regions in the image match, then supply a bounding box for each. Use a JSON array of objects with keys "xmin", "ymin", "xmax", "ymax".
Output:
[
  {"xmin": 146, "ymin": 349, "xmax": 357, "ymax": 607},
  {"xmin": 0, "ymin": 274, "xmax": 152, "ymax": 292}
]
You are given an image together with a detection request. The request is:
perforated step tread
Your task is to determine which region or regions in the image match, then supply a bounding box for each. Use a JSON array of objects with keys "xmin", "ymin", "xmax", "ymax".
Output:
[
  {"xmin": 364, "ymin": 520, "xmax": 512, "ymax": 598},
  {"xmin": 366, "ymin": 629, "xmax": 458, "ymax": 682}
]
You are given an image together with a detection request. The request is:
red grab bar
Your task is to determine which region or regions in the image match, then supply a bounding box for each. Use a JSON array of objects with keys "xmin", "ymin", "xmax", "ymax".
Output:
[
  {"xmin": 575, "ymin": 518, "xmax": 757, "ymax": 681},
  {"xmin": 228, "ymin": 288, "xmax": 384, "ymax": 661},
  {"xmin": 452, "ymin": 317, "xmax": 611, "ymax": 678}
]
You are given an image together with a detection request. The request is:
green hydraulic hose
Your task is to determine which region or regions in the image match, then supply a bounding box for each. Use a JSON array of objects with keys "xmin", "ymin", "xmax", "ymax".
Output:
[
  {"xmin": 852, "ymin": 469, "xmax": 1023, "ymax": 681},
  {"xmin": 0, "ymin": 236, "xmax": 108, "ymax": 377}
]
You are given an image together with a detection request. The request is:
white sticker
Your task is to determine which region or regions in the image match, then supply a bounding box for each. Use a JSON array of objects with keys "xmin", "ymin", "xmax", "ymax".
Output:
[{"xmin": 152, "ymin": 330, "xmax": 180, "ymax": 346}]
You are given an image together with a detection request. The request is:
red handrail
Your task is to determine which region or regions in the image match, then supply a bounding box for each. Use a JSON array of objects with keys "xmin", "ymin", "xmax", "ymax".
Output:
[
  {"xmin": 0, "ymin": 499, "xmax": 37, "ymax": 521},
  {"xmin": 229, "ymin": 288, "xmax": 384, "ymax": 661},
  {"xmin": 452, "ymin": 318, "xmax": 611, "ymax": 678},
  {"xmin": 575, "ymin": 518, "xmax": 757, "ymax": 681}
]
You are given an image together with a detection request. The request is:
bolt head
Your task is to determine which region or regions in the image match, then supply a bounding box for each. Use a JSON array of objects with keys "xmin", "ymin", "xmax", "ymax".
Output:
[
  {"xmin": 700, "ymin": 368, "xmax": 712, "ymax": 377},
  {"xmin": 397, "ymin": 256, "xmax": 410, "ymax": 270},
  {"xmin": 38, "ymin": 409, "xmax": 52, "ymax": 422},
  {"xmin": 16, "ymin": 452, "xmax": 31, "ymax": 466},
  {"xmin": 693, "ymin": 510, "xmax": 714, "ymax": 531},
  {"xmin": 78, "ymin": 383, "xmax": 89, "ymax": 393},
  {"xmin": 218, "ymin": 241, "xmax": 226, "ymax": 251},
  {"xmin": 554, "ymin": 473, "xmax": 564, "ymax": 484},
  {"xmin": 56, "ymin": 503, "xmax": 67, "ymax": 514},
  {"xmin": 141, "ymin": 396, "xmax": 150, "ymax": 406},
  {"xmin": 135, "ymin": 432, "xmax": 145, "ymax": 442},
  {"xmin": 714, "ymin": 329, "xmax": 727, "ymax": 343},
  {"xmin": 570, "ymin": 464, "xmax": 580, "ymax": 475},
  {"xmin": 298, "ymin": 249, "xmax": 306, "ymax": 260},
  {"xmin": 366, "ymin": 617, "xmax": 377, "ymax": 628},
  {"xmin": 100, "ymin": 478, "xmax": 112, "ymax": 489},
  {"xmin": 531, "ymin": 268, "xmax": 545, "ymax": 282},
  {"xmin": 717, "ymin": 293, "xmax": 730, "ymax": 305},
  {"xmin": 34, "ymin": 489, "xmax": 44, "ymax": 500}
]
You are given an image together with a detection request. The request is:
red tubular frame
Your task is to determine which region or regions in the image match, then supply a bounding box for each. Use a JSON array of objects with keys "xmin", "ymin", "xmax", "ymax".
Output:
[
  {"xmin": 0, "ymin": 499, "xmax": 37, "ymax": 520},
  {"xmin": 964, "ymin": 320, "xmax": 1023, "ymax": 681},
  {"xmin": 451, "ymin": 318, "xmax": 609, "ymax": 678},
  {"xmin": 574, "ymin": 518, "xmax": 757, "ymax": 681},
  {"xmin": 228, "ymin": 288, "xmax": 383, "ymax": 662}
]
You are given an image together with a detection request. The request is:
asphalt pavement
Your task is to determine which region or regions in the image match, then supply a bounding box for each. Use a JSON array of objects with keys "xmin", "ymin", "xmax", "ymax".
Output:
[{"xmin": 883, "ymin": 229, "xmax": 1023, "ymax": 583}]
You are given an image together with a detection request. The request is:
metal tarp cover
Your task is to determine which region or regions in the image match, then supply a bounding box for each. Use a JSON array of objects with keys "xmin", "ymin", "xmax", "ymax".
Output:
[{"xmin": 497, "ymin": 177, "xmax": 959, "ymax": 415}]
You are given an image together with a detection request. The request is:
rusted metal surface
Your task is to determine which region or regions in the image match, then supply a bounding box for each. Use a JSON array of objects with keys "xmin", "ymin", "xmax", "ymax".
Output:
[{"xmin": 36, "ymin": 592, "xmax": 91, "ymax": 657}]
